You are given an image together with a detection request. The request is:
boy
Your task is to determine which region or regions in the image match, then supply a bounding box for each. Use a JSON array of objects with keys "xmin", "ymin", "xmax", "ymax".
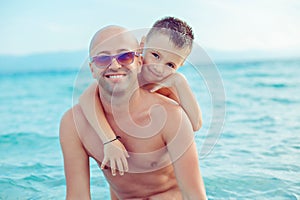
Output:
[{"xmin": 79, "ymin": 16, "xmax": 202, "ymax": 176}]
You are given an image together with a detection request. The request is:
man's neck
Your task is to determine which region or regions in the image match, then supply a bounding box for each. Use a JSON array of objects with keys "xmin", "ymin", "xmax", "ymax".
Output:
[{"xmin": 99, "ymin": 86, "xmax": 143, "ymax": 116}]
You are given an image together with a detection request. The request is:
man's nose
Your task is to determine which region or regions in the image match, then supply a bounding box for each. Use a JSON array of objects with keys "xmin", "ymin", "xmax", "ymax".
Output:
[{"xmin": 108, "ymin": 58, "xmax": 121, "ymax": 70}]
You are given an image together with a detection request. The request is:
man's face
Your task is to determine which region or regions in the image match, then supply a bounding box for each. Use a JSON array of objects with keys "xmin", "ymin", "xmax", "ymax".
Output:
[
  {"xmin": 90, "ymin": 31, "xmax": 141, "ymax": 95},
  {"xmin": 141, "ymin": 34, "xmax": 190, "ymax": 83}
]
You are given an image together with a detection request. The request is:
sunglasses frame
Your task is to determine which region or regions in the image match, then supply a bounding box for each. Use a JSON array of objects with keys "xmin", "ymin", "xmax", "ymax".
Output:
[{"xmin": 90, "ymin": 51, "xmax": 141, "ymax": 69}]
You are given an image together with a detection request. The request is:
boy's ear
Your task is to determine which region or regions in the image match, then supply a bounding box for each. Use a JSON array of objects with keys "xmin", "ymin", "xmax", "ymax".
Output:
[
  {"xmin": 138, "ymin": 36, "xmax": 146, "ymax": 54},
  {"xmin": 136, "ymin": 55, "xmax": 143, "ymax": 73},
  {"xmin": 179, "ymin": 59, "xmax": 186, "ymax": 67}
]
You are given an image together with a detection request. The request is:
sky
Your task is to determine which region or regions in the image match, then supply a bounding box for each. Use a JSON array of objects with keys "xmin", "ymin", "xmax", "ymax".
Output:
[{"xmin": 0, "ymin": 0, "xmax": 300, "ymax": 55}]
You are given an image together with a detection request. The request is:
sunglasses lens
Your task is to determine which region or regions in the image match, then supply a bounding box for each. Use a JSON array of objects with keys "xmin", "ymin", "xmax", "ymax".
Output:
[
  {"xmin": 93, "ymin": 56, "xmax": 111, "ymax": 67},
  {"xmin": 117, "ymin": 52, "xmax": 135, "ymax": 65},
  {"xmin": 92, "ymin": 52, "xmax": 136, "ymax": 68}
]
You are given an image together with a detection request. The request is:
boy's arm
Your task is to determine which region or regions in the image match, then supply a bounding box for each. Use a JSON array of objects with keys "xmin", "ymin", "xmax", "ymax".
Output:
[
  {"xmin": 60, "ymin": 108, "xmax": 91, "ymax": 200},
  {"xmin": 79, "ymin": 83, "xmax": 117, "ymax": 142},
  {"xmin": 79, "ymin": 82, "xmax": 129, "ymax": 176},
  {"xmin": 152, "ymin": 73, "xmax": 202, "ymax": 131},
  {"xmin": 164, "ymin": 108, "xmax": 206, "ymax": 199}
]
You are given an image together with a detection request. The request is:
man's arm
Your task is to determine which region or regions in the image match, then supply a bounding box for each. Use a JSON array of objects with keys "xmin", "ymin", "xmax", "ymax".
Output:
[
  {"xmin": 164, "ymin": 107, "xmax": 206, "ymax": 199},
  {"xmin": 59, "ymin": 108, "xmax": 91, "ymax": 200},
  {"xmin": 110, "ymin": 187, "xmax": 118, "ymax": 200},
  {"xmin": 79, "ymin": 82, "xmax": 129, "ymax": 176}
]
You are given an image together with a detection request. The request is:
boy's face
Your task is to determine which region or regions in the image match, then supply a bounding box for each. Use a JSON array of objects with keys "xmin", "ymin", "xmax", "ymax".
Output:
[{"xmin": 141, "ymin": 33, "xmax": 190, "ymax": 83}]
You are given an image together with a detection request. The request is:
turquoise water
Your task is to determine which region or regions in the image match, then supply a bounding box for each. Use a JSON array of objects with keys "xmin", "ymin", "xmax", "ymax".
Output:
[{"xmin": 1, "ymin": 59, "xmax": 300, "ymax": 199}]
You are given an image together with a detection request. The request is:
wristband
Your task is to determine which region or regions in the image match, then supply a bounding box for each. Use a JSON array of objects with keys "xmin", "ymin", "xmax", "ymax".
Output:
[{"xmin": 103, "ymin": 136, "xmax": 121, "ymax": 145}]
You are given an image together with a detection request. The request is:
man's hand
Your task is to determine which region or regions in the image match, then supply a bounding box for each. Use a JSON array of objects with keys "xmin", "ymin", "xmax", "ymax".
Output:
[{"xmin": 101, "ymin": 140, "xmax": 130, "ymax": 176}]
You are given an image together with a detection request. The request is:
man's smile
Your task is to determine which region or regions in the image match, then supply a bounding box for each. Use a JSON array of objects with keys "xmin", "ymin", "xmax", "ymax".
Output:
[{"xmin": 105, "ymin": 74, "xmax": 126, "ymax": 79}]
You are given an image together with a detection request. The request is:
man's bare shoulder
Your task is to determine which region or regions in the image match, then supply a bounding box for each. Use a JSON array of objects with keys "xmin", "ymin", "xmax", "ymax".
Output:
[
  {"xmin": 60, "ymin": 105, "xmax": 82, "ymax": 125},
  {"xmin": 59, "ymin": 105, "xmax": 88, "ymax": 139},
  {"xmin": 146, "ymin": 91, "xmax": 191, "ymax": 136},
  {"xmin": 154, "ymin": 92, "xmax": 184, "ymax": 117}
]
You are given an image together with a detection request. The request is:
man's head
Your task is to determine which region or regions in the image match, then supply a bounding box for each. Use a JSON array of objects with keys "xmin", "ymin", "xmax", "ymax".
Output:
[
  {"xmin": 141, "ymin": 17, "xmax": 194, "ymax": 83},
  {"xmin": 89, "ymin": 26, "xmax": 142, "ymax": 96}
]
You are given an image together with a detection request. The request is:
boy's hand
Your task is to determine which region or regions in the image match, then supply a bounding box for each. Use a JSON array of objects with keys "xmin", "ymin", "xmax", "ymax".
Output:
[
  {"xmin": 101, "ymin": 140, "xmax": 129, "ymax": 176},
  {"xmin": 150, "ymin": 73, "xmax": 186, "ymax": 93}
]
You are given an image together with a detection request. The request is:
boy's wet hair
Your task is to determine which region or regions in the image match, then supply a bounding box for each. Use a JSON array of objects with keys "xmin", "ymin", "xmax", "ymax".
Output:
[{"xmin": 146, "ymin": 16, "xmax": 194, "ymax": 50}]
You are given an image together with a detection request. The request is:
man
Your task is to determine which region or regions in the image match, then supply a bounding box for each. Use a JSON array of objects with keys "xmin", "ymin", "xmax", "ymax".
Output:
[{"xmin": 60, "ymin": 25, "xmax": 206, "ymax": 199}]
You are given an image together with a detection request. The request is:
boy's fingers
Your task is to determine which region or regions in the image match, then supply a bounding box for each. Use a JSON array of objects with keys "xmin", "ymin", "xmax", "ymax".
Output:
[
  {"xmin": 121, "ymin": 156, "xmax": 129, "ymax": 172},
  {"xmin": 101, "ymin": 158, "xmax": 108, "ymax": 169},
  {"xmin": 124, "ymin": 150, "xmax": 130, "ymax": 158},
  {"xmin": 116, "ymin": 159, "xmax": 124, "ymax": 175},
  {"xmin": 110, "ymin": 160, "xmax": 116, "ymax": 176},
  {"xmin": 150, "ymin": 86, "xmax": 161, "ymax": 93}
]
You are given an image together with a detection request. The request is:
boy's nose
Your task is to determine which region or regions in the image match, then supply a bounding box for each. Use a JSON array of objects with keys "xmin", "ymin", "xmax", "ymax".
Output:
[
  {"xmin": 108, "ymin": 58, "xmax": 122, "ymax": 70},
  {"xmin": 153, "ymin": 64, "xmax": 163, "ymax": 74}
]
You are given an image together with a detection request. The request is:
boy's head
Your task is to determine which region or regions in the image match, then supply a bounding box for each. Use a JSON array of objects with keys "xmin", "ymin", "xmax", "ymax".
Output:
[
  {"xmin": 146, "ymin": 16, "xmax": 194, "ymax": 53},
  {"xmin": 141, "ymin": 16, "xmax": 194, "ymax": 83}
]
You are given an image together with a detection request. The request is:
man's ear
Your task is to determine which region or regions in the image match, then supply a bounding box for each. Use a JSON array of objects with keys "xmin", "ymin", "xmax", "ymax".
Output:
[
  {"xmin": 89, "ymin": 62, "xmax": 97, "ymax": 79},
  {"xmin": 138, "ymin": 36, "xmax": 146, "ymax": 54}
]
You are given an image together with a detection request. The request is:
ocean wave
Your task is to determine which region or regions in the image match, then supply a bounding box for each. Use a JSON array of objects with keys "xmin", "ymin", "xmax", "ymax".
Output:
[
  {"xmin": 0, "ymin": 132, "xmax": 56, "ymax": 144},
  {"xmin": 0, "ymin": 174, "xmax": 65, "ymax": 199},
  {"xmin": 205, "ymin": 174, "xmax": 298, "ymax": 199},
  {"xmin": 0, "ymin": 132, "xmax": 60, "ymax": 166},
  {"xmin": 269, "ymin": 97, "xmax": 299, "ymax": 104},
  {"xmin": 254, "ymin": 82, "xmax": 290, "ymax": 88}
]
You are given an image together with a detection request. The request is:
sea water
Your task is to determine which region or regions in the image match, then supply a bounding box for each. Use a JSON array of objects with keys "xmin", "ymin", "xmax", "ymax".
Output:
[{"xmin": 0, "ymin": 59, "xmax": 299, "ymax": 199}]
